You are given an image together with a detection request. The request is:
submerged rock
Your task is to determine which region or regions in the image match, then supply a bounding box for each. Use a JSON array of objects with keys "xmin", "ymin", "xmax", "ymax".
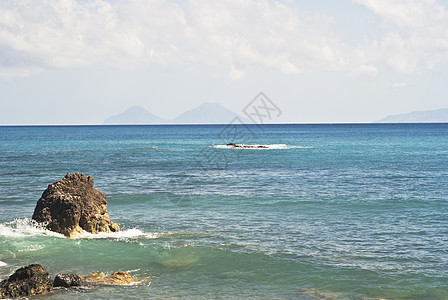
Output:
[
  {"xmin": 53, "ymin": 273, "xmax": 82, "ymax": 288},
  {"xmin": 32, "ymin": 173, "xmax": 121, "ymax": 238},
  {"xmin": 0, "ymin": 264, "xmax": 53, "ymax": 298},
  {"xmin": 83, "ymin": 272, "xmax": 138, "ymax": 286}
]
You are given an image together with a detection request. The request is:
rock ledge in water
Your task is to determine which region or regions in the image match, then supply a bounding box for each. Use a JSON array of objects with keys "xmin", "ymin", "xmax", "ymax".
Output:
[
  {"xmin": 32, "ymin": 173, "xmax": 121, "ymax": 238},
  {"xmin": 0, "ymin": 264, "xmax": 53, "ymax": 298},
  {"xmin": 83, "ymin": 272, "xmax": 139, "ymax": 286}
]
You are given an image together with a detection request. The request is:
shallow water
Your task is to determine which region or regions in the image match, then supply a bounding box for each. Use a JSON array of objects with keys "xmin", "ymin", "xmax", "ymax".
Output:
[{"xmin": 0, "ymin": 124, "xmax": 447, "ymax": 299}]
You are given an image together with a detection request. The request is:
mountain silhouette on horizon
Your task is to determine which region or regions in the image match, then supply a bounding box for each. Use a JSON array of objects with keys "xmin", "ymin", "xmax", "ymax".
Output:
[
  {"xmin": 103, "ymin": 103, "xmax": 250, "ymax": 124},
  {"xmin": 104, "ymin": 106, "xmax": 167, "ymax": 124},
  {"xmin": 375, "ymin": 108, "xmax": 448, "ymax": 123},
  {"xmin": 173, "ymin": 102, "xmax": 249, "ymax": 124}
]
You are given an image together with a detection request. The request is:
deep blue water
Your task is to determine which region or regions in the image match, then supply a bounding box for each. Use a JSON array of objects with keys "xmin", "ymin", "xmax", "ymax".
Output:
[{"xmin": 0, "ymin": 124, "xmax": 447, "ymax": 299}]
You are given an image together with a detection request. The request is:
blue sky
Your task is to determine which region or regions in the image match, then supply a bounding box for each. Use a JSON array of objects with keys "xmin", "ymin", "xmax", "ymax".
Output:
[{"xmin": 0, "ymin": 0, "xmax": 447, "ymax": 124}]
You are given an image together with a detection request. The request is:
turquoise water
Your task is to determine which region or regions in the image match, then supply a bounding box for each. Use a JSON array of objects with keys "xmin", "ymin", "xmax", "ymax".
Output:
[{"xmin": 0, "ymin": 124, "xmax": 447, "ymax": 299}]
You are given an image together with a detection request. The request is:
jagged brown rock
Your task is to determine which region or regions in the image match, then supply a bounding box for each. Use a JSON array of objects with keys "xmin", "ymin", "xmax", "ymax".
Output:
[
  {"xmin": 83, "ymin": 272, "xmax": 139, "ymax": 286},
  {"xmin": 32, "ymin": 173, "xmax": 121, "ymax": 238},
  {"xmin": 0, "ymin": 264, "xmax": 53, "ymax": 298}
]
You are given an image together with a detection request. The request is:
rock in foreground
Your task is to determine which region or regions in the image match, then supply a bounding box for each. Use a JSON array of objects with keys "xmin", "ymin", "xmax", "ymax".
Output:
[
  {"xmin": 32, "ymin": 173, "xmax": 121, "ymax": 238},
  {"xmin": 83, "ymin": 272, "xmax": 139, "ymax": 286},
  {"xmin": 0, "ymin": 264, "xmax": 53, "ymax": 298}
]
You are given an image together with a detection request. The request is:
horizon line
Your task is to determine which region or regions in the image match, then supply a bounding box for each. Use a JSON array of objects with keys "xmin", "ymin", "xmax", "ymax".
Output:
[{"xmin": 1, "ymin": 122, "xmax": 448, "ymax": 127}]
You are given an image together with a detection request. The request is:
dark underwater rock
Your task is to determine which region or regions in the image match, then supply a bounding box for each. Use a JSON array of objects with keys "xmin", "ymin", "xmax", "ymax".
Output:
[
  {"xmin": 32, "ymin": 173, "xmax": 121, "ymax": 238},
  {"xmin": 53, "ymin": 273, "xmax": 82, "ymax": 288},
  {"xmin": 0, "ymin": 264, "xmax": 53, "ymax": 298}
]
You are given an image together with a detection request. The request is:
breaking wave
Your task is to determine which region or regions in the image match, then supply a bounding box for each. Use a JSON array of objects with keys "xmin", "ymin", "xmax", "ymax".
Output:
[
  {"xmin": 0, "ymin": 219, "xmax": 211, "ymax": 242},
  {"xmin": 0, "ymin": 218, "xmax": 64, "ymax": 238},
  {"xmin": 0, "ymin": 219, "xmax": 160, "ymax": 240}
]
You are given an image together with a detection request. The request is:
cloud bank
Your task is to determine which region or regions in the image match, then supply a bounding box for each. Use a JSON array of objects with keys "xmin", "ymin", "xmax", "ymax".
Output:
[
  {"xmin": 354, "ymin": 0, "xmax": 448, "ymax": 74},
  {"xmin": 0, "ymin": 0, "xmax": 448, "ymax": 78}
]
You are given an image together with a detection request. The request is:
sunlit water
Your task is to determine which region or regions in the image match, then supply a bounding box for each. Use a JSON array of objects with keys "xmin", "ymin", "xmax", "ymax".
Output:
[{"xmin": 0, "ymin": 124, "xmax": 447, "ymax": 299}]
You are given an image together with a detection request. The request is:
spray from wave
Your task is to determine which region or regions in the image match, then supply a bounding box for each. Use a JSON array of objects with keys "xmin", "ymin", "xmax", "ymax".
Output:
[{"xmin": 0, "ymin": 218, "xmax": 64, "ymax": 238}]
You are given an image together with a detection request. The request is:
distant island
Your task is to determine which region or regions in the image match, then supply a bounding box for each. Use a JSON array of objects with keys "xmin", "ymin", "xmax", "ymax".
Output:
[
  {"xmin": 375, "ymin": 108, "xmax": 448, "ymax": 123},
  {"xmin": 104, "ymin": 103, "xmax": 250, "ymax": 124}
]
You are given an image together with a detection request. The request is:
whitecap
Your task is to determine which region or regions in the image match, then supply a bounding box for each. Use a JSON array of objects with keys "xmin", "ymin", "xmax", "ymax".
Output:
[
  {"xmin": 0, "ymin": 219, "xmax": 64, "ymax": 238},
  {"xmin": 0, "ymin": 261, "xmax": 7, "ymax": 267}
]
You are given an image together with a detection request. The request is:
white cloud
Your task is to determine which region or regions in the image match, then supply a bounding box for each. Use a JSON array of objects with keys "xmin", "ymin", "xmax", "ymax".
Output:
[
  {"xmin": 1, "ymin": 0, "xmax": 448, "ymax": 79},
  {"xmin": 0, "ymin": 0, "xmax": 363, "ymax": 78},
  {"xmin": 354, "ymin": 0, "xmax": 448, "ymax": 73},
  {"xmin": 357, "ymin": 64, "xmax": 378, "ymax": 76},
  {"xmin": 392, "ymin": 82, "xmax": 408, "ymax": 88}
]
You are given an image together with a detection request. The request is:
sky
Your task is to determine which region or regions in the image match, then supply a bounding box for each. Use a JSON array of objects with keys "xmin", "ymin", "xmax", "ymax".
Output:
[{"xmin": 0, "ymin": 0, "xmax": 448, "ymax": 124}]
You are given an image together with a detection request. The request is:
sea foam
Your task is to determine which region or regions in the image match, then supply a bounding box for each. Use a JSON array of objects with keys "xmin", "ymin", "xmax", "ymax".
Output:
[
  {"xmin": 0, "ymin": 218, "xmax": 64, "ymax": 238},
  {"xmin": 0, "ymin": 219, "xmax": 197, "ymax": 241},
  {"xmin": 0, "ymin": 219, "xmax": 161, "ymax": 240},
  {"xmin": 73, "ymin": 228, "xmax": 159, "ymax": 240}
]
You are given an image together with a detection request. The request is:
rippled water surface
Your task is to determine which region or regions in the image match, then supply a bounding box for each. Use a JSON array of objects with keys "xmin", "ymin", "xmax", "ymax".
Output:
[{"xmin": 0, "ymin": 124, "xmax": 447, "ymax": 299}]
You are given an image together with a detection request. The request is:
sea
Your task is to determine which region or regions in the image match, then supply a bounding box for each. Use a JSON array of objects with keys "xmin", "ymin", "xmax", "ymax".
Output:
[{"xmin": 0, "ymin": 124, "xmax": 447, "ymax": 299}]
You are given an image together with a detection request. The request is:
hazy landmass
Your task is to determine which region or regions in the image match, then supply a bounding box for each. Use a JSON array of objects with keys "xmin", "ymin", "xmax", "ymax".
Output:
[
  {"xmin": 104, "ymin": 106, "xmax": 167, "ymax": 124},
  {"xmin": 375, "ymin": 108, "xmax": 448, "ymax": 123},
  {"xmin": 104, "ymin": 103, "xmax": 250, "ymax": 124}
]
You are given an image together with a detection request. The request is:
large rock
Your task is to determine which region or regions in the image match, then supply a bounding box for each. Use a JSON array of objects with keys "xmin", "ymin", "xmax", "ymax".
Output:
[
  {"xmin": 0, "ymin": 264, "xmax": 53, "ymax": 298},
  {"xmin": 32, "ymin": 173, "xmax": 121, "ymax": 238}
]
